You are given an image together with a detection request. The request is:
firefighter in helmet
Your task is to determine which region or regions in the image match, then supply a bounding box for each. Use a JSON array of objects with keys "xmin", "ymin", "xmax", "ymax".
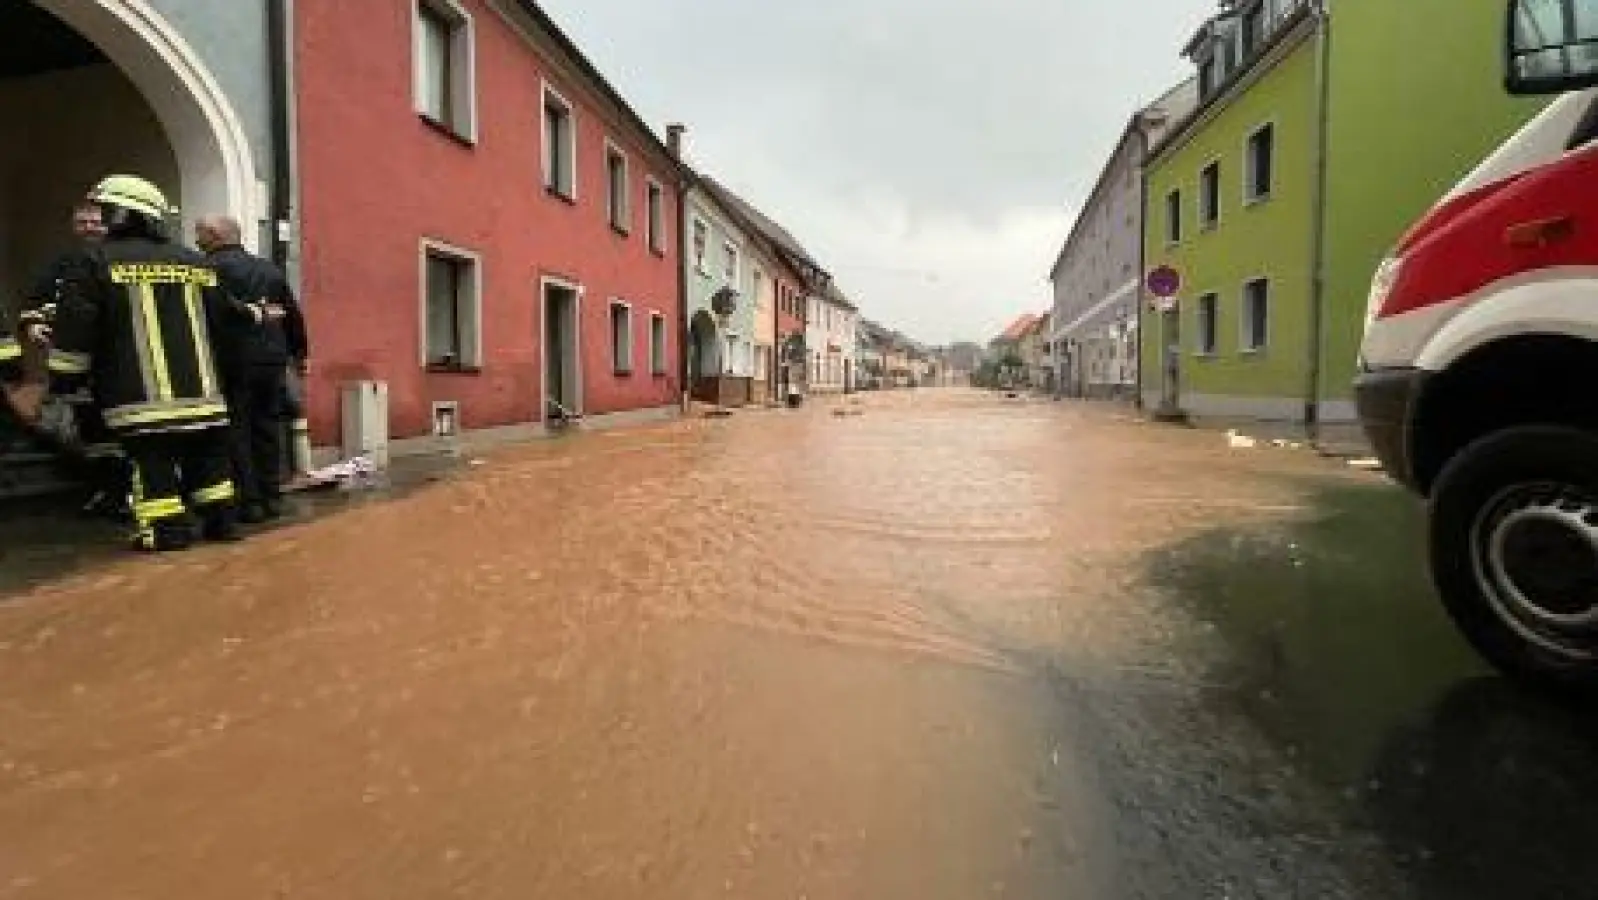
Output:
[{"xmin": 46, "ymin": 174, "xmax": 275, "ymax": 551}]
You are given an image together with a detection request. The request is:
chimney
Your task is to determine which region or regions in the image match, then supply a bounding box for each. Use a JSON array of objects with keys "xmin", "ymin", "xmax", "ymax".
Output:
[{"xmin": 666, "ymin": 123, "xmax": 685, "ymax": 160}]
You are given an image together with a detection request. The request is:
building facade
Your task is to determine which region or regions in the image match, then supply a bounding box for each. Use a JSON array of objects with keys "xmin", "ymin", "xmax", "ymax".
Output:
[
  {"xmin": 1049, "ymin": 78, "xmax": 1195, "ymax": 401},
  {"xmin": 683, "ymin": 179, "xmax": 756, "ymax": 406},
  {"xmin": 807, "ymin": 285, "xmax": 858, "ymax": 393},
  {"xmin": 1140, "ymin": 1, "xmax": 1320, "ymax": 421},
  {"xmin": 1139, "ymin": 0, "xmax": 1546, "ymax": 427},
  {"xmin": 295, "ymin": 0, "xmax": 683, "ymax": 450}
]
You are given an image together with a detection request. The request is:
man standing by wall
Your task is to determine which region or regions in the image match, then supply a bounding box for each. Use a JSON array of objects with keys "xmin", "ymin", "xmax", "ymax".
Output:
[{"xmin": 195, "ymin": 215, "xmax": 307, "ymax": 524}]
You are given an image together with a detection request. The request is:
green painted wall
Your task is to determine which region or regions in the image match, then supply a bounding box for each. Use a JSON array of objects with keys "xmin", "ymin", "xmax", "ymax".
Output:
[
  {"xmin": 1141, "ymin": 33, "xmax": 1319, "ymax": 401},
  {"xmin": 1318, "ymin": 0, "xmax": 1548, "ymax": 404}
]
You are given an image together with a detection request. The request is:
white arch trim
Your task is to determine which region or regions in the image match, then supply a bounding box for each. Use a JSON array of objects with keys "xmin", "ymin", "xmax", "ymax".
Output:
[{"xmin": 35, "ymin": 0, "xmax": 261, "ymax": 252}]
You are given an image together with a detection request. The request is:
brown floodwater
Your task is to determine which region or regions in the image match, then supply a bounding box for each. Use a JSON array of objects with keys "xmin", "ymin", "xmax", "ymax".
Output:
[{"xmin": 0, "ymin": 390, "xmax": 1377, "ymax": 899}]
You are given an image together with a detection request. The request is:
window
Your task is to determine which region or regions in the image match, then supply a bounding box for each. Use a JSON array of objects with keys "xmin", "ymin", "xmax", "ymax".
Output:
[
  {"xmin": 1246, "ymin": 124, "xmax": 1275, "ymax": 202},
  {"xmin": 605, "ymin": 142, "xmax": 629, "ymax": 232},
  {"xmin": 692, "ymin": 217, "xmax": 709, "ymax": 273},
  {"xmin": 1242, "ymin": 3, "xmax": 1264, "ymax": 55},
  {"xmin": 646, "ymin": 179, "xmax": 665, "ymax": 254},
  {"xmin": 422, "ymin": 243, "xmax": 480, "ymax": 368},
  {"xmin": 1200, "ymin": 162, "xmax": 1220, "ymax": 228},
  {"xmin": 650, "ymin": 313, "xmax": 667, "ymax": 375},
  {"xmin": 542, "ymin": 85, "xmax": 576, "ymax": 199},
  {"xmin": 723, "ymin": 242, "xmax": 739, "ymax": 283},
  {"xmin": 1195, "ymin": 292, "xmax": 1218, "ymax": 355},
  {"xmin": 1242, "ymin": 279, "xmax": 1270, "ymax": 351},
  {"xmin": 610, "ymin": 301, "xmax": 633, "ymax": 374},
  {"xmin": 1165, "ymin": 190, "xmax": 1182, "ymax": 243},
  {"xmin": 415, "ymin": 0, "xmax": 475, "ymax": 140},
  {"xmin": 752, "ymin": 267, "xmax": 765, "ymax": 305}
]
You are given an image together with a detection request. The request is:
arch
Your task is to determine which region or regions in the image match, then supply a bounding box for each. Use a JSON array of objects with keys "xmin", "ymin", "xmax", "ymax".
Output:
[
  {"xmin": 689, "ymin": 310, "xmax": 721, "ymax": 380},
  {"xmin": 34, "ymin": 0, "xmax": 260, "ymax": 251}
]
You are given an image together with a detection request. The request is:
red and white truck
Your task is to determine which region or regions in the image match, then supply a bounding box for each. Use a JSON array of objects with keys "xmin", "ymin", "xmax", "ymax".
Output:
[{"xmin": 1357, "ymin": 0, "xmax": 1598, "ymax": 691}]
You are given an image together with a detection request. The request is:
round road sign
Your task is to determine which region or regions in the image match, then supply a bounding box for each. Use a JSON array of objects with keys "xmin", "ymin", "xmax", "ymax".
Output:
[{"xmin": 1146, "ymin": 265, "xmax": 1181, "ymax": 298}]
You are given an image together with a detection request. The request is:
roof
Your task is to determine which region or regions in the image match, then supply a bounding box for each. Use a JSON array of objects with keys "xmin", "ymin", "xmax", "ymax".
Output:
[
  {"xmin": 997, "ymin": 314, "xmax": 1039, "ymax": 343},
  {"xmin": 823, "ymin": 281, "xmax": 858, "ymax": 313},
  {"xmin": 697, "ymin": 175, "xmax": 830, "ymax": 283},
  {"xmin": 1045, "ymin": 76, "xmax": 1198, "ymax": 282},
  {"xmin": 1147, "ymin": 0, "xmax": 1319, "ymax": 165},
  {"xmin": 511, "ymin": 1, "xmax": 679, "ymax": 173}
]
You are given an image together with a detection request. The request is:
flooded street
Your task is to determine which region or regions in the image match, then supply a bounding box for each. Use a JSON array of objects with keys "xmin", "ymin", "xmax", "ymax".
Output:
[{"xmin": 2, "ymin": 390, "xmax": 1596, "ymax": 899}]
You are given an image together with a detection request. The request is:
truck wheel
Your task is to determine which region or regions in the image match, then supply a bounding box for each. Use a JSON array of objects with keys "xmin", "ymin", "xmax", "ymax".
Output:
[{"xmin": 1429, "ymin": 425, "xmax": 1598, "ymax": 696}]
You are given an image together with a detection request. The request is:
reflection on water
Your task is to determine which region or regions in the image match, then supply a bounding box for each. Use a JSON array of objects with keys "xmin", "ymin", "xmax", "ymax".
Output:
[{"xmin": 0, "ymin": 391, "xmax": 1536, "ymax": 898}]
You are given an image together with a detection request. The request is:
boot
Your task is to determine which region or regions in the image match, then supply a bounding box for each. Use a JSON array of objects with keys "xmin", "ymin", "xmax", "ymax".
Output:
[
  {"xmin": 200, "ymin": 505, "xmax": 241, "ymax": 543},
  {"xmin": 134, "ymin": 517, "xmax": 196, "ymax": 553}
]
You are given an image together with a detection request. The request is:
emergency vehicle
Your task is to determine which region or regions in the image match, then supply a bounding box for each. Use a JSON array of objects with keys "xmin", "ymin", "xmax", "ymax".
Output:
[{"xmin": 1356, "ymin": 0, "xmax": 1598, "ymax": 691}]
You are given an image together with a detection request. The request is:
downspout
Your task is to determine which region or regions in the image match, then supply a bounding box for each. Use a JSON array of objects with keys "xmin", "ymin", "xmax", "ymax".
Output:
[
  {"xmin": 667, "ymin": 124, "xmax": 690, "ymax": 415},
  {"xmin": 266, "ymin": 0, "xmax": 292, "ymax": 269},
  {"xmin": 1303, "ymin": 1, "xmax": 1333, "ymax": 441},
  {"xmin": 1133, "ymin": 119, "xmax": 1150, "ymax": 411}
]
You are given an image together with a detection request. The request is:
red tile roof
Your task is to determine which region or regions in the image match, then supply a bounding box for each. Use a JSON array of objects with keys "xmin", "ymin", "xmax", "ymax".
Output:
[{"xmin": 998, "ymin": 314, "xmax": 1038, "ymax": 342}]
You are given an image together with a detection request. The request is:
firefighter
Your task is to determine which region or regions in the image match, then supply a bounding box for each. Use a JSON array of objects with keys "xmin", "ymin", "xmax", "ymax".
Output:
[
  {"xmin": 46, "ymin": 174, "xmax": 274, "ymax": 551},
  {"xmin": 195, "ymin": 214, "xmax": 307, "ymax": 523}
]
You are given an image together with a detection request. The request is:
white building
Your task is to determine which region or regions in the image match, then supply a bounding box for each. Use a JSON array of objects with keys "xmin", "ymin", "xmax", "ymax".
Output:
[
  {"xmin": 807, "ymin": 283, "xmax": 859, "ymax": 392},
  {"xmin": 1048, "ymin": 78, "xmax": 1197, "ymax": 401}
]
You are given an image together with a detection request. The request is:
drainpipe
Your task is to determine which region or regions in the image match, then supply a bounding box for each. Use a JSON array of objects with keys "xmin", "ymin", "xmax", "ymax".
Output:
[
  {"xmin": 266, "ymin": 0, "xmax": 292, "ymax": 269},
  {"xmin": 1303, "ymin": 1, "xmax": 1333, "ymax": 442},
  {"xmin": 1133, "ymin": 119, "xmax": 1150, "ymax": 412},
  {"xmin": 266, "ymin": 0, "xmax": 313, "ymax": 473},
  {"xmin": 667, "ymin": 124, "xmax": 690, "ymax": 415}
]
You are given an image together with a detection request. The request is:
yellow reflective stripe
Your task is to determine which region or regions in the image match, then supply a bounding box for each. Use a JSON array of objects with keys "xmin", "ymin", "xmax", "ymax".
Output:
[
  {"xmin": 0, "ymin": 341, "xmax": 19, "ymax": 362},
  {"xmin": 182, "ymin": 284, "xmax": 218, "ymax": 397},
  {"xmin": 133, "ymin": 496, "xmax": 185, "ymax": 521},
  {"xmin": 46, "ymin": 350, "xmax": 90, "ymax": 374},
  {"xmin": 104, "ymin": 401, "xmax": 228, "ymax": 429},
  {"xmin": 192, "ymin": 481, "xmax": 235, "ymax": 505},
  {"xmin": 137, "ymin": 283, "xmax": 173, "ymax": 401}
]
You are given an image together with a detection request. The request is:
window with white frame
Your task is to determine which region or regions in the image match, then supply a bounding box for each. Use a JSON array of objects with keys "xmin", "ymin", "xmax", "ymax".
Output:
[
  {"xmin": 423, "ymin": 244, "xmax": 480, "ymax": 368},
  {"xmin": 1200, "ymin": 161, "xmax": 1220, "ymax": 228},
  {"xmin": 1246, "ymin": 124, "xmax": 1275, "ymax": 202},
  {"xmin": 1242, "ymin": 279, "xmax": 1270, "ymax": 351},
  {"xmin": 692, "ymin": 217, "xmax": 709, "ymax": 273},
  {"xmin": 646, "ymin": 179, "xmax": 665, "ymax": 254},
  {"xmin": 542, "ymin": 85, "xmax": 576, "ymax": 199},
  {"xmin": 723, "ymin": 242, "xmax": 739, "ymax": 283},
  {"xmin": 1195, "ymin": 292, "xmax": 1218, "ymax": 355},
  {"xmin": 415, "ymin": 0, "xmax": 475, "ymax": 140},
  {"xmin": 605, "ymin": 142, "xmax": 629, "ymax": 232},
  {"xmin": 610, "ymin": 301, "xmax": 633, "ymax": 374},
  {"xmin": 650, "ymin": 313, "xmax": 667, "ymax": 375}
]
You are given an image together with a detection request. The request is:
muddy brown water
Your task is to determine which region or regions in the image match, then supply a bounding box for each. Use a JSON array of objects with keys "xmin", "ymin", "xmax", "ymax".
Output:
[{"xmin": 0, "ymin": 390, "xmax": 1387, "ymax": 899}]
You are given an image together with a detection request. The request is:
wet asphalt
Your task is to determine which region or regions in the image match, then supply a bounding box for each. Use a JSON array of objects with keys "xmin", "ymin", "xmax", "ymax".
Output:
[{"xmin": 1, "ymin": 392, "xmax": 1595, "ymax": 899}]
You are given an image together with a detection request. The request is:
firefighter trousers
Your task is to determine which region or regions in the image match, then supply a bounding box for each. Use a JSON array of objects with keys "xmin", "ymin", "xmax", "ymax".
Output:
[
  {"xmin": 124, "ymin": 428, "xmax": 238, "ymax": 551},
  {"xmin": 225, "ymin": 365, "xmax": 286, "ymax": 509}
]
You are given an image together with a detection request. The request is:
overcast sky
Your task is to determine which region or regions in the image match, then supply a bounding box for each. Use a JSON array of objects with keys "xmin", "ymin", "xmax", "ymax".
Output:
[{"xmin": 538, "ymin": 0, "xmax": 1204, "ymax": 346}]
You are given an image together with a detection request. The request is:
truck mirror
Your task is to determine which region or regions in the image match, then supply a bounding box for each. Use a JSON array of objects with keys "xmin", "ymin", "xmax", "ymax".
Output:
[{"xmin": 1506, "ymin": 0, "xmax": 1598, "ymax": 94}]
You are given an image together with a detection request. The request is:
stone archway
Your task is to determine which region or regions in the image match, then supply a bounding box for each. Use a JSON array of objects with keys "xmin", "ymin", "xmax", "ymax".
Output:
[
  {"xmin": 34, "ymin": 0, "xmax": 260, "ymax": 250},
  {"xmin": 689, "ymin": 310, "xmax": 721, "ymax": 381}
]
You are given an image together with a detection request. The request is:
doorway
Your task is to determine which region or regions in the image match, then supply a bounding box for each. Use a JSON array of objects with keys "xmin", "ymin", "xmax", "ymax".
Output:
[
  {"xmin": 1159, "ymin": 305, "xmax": 1182, "ymax": 411},
  {"xmin": 542, "ymin": 280, "xmax": 581, "ymax": 424}
]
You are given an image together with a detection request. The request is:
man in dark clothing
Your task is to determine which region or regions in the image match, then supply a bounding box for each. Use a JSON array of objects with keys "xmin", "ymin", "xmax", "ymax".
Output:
[
  {"xmin": 19, "ymin": 201, "xmax": 131, "ymax": 521},
  {"xmin": 195, "ymin": 215, "xmax": 308, "ymax": 524}
]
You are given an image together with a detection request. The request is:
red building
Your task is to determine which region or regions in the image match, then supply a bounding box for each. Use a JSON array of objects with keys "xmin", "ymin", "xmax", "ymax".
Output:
[{"xmin": 294, "ymin": 0, "xmax": 682, "ymax": 451}]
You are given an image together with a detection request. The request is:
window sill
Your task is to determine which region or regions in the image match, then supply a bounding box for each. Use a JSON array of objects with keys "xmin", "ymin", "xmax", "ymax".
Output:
[
  {"xmin": 610, "ymin": 222, "xmax": 631, "ymax": 238},
  {"xmin": 1244, "ymin": 193, "xmax": 1272, "ymax": 208},
  {"xmin": 419, "ymin": 113, "xmax": 475, "ymax": 148},
  {"xmin": 1191, "ymin": 351, "xmax": 1218, "ymax": 359},
  {"xmin": 546, "ymin": 186, "xmax": 577, "ymax": 206},
  {"xmin": 425, "ymin": 362, "xmax": 482, "ymax": 375},
  {"xmin": 650, "ymin": 245, "xmax": 666, "ymax": 258},
  {"xmin": 1200, "ymin": 220, "xmax": 1219, "ymax": 233},
  {"xmin": 1239, "ymin": 346, "xmax": 1268, "ymax": 356}
]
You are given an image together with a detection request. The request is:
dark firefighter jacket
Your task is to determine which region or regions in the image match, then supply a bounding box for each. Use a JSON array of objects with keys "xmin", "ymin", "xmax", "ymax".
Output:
[
  {"xmin": 49, "ymin": 237, "xmax": 260, "ymax": 436},
  {"xmin": 206, "ymin": 245, "xmax": 307, "ymax": 374}
]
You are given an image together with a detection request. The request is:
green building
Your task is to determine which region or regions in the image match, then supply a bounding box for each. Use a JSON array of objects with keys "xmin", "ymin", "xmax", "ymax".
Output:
[{"xmin": 1140, "ymin": 0, "xmax": 1545, "ymax": 428}]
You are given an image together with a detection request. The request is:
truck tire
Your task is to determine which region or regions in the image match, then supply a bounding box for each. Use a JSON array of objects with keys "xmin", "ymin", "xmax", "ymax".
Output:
[{"xmin": 1429, "ymin": 425, "xmax": 1598, "ymax": 696}]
